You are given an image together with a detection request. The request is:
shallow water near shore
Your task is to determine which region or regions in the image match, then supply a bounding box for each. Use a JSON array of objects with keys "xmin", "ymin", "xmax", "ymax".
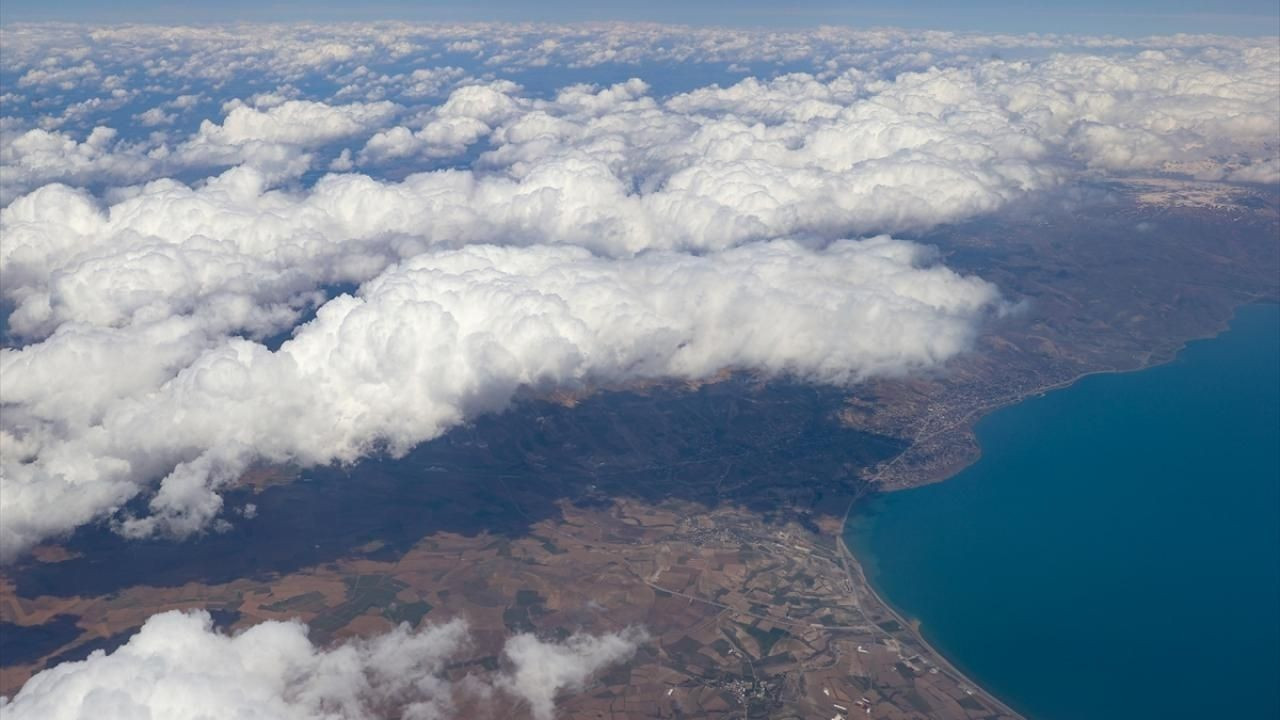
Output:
[{"xmin": 847, "ymin": 303, "xmax": 1280, "ymax": 720}]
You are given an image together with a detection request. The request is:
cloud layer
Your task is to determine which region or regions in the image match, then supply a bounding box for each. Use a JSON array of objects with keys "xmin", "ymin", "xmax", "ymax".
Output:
[
  {"xmin": 0, "ymin": 610, "xmax": 647, "ymax": 720},
  {"xmin": 0, "ymin": 234, "xmax": 1005, "ymax": 555},
  {"xmin": 0, "ymin": 22, "xmax": 1277, "ymax": 559},
  {"xmin": 2, "ymin": 23, "xmax": 1276, "ymax": 200}
]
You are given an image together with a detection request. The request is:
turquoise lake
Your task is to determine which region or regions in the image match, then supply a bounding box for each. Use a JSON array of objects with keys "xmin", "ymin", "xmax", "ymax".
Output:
[{"xmin": 846, "ymin": 303, "xmax": 1280, "ymax": 720}]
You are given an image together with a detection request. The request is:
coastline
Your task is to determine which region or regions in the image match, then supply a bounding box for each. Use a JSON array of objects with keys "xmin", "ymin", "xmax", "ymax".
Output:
[
  {"xmin": 834, "ymin": 527, "xmax": 1024, "ymax": 717},
  {"xmin": 836, "ymin": 508, "xmax": 1026, "ymax": 720},
  {"xmin": 870, "ymin": 293, "xmax": 1278, "ymax": 492},
  {"xmin": 834, "ymin": 297, "xmax": 1280, "ymax": 720}
]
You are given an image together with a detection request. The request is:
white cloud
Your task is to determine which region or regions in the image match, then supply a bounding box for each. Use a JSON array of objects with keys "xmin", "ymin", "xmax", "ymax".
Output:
[
  {"xmin": 1227, "ymin": 157, "xmax": 1280, "ymax": 184},
  {"xmin": 334, "ymin": 66, "xmax": 470, "ymax": 103},
  {"xmin": 17, "ymin": 59, "xmax": 100, "ymax": 89},
  {"xmin": 0, "ymin": 21, "xmax": 1276, "ymax": 560},
  {"xmin": 0, "ymin": 610, "xmax": 646, "ymax": 720},
  {"xmin": 0, "ymin": 235, "xmax": 1006, "ymax": 555},
  {"xmin": 3, "ymin": 24, "xmax": 1275, "ymax": 201},
  {"xmin": 0, "ymin": 99, "xmax": 402, "ymax": 201},
  {"xmin": 0, "ymin": 127, "xmax": 158, "ymax": 201},
  {"xmin": 361, "ymin": 80, "xmax": 519, "ymax": 161},
  {"xmin": 171, "ymin": 99, "xmax": 400, "ymax": 181},
  {"xmin": 500, "ymin": 626, "xmax": 649, "ymax": 720},
  {"xmin": 134, "ymin": 106, "xmax": 175, "ymax": 126},
  {"xmin": 194, "ymin": 100, "xmax": 399, "ymax": 147},
  {"xmin": 1, "ymin": 21, "xmax": 1272, "ymax": 102},
  {"xmin": 167, "ymin": 93, "xmax": 205, "ymax": 109},
  {"xmin": 9, "ymin": 40, "xmax": 1275, "ymax": 212}
]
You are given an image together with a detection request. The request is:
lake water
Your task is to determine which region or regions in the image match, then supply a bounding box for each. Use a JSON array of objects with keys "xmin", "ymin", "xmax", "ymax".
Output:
[{"xmin": 846, "ymin": 303, "xmax": 1280, "ymax": 720}]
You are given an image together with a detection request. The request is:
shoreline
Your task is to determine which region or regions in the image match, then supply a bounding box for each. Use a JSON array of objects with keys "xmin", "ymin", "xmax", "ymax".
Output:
[
  {"xmin": 834, "ymin": 298, "xmax": 1279, "ymax": 720},
  {"xmin": 835, "ymin": 507, "xmax": 1026, "ymax": 720},
  {"xmin": 873, "ymin": 293, "xmax": 1278, "ymax": 491}
]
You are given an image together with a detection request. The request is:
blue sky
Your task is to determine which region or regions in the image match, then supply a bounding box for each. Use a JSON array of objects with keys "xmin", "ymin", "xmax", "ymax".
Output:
[{"xmin": 1, "ymin": 0, "xmax": 1278, "ymax": 36}]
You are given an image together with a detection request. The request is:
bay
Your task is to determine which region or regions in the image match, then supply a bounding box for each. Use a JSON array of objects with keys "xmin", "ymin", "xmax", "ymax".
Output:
[{"xmin": 847, "ymin": 303, "xmax": 1280, "ymax": 720}]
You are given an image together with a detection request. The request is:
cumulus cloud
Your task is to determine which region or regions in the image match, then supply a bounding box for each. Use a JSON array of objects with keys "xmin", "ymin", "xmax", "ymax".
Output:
[
  {"xmin": 3, "ymin": 21, "xmax": 1271, "ymax": 106},
  {"xmin": 7, "ymin": 39, "xmax": 1276, "ymax": 205},
  {"xmin": 134, "ymin": 106, "xmax": 175, "ymax": 126},
  {"xmin": 361, "ymin": 81, "xmax": 518, "ymax": 162},
  {"xmin": 0, "ymin": 234, "xmax": 1005, "ymax": 555},
  {"xmin": 1227, "ymin": 157, "xmax": 1280, "ymax": 184},
  {"xmin": 0, "ymin": 21, "xmax": 1276, "ymax": 559},
  {"xmin": 1, "ymin": 98, "xmax": 402, "ymax": 201},
  {"xmin": 0, "ymin": 610, "xmax": 646, "ymax": 720},
  {"xmin": 333, "ymin": 66, "xmax": 470, "ymax": 103},
  {"xmin": 165, "ymin": 98, "xmax": 402, "ymax": 182},
  {"xmin": 193, "ymin": 99, "xmax": 399, "ymax": 147},
  {"xmin": 16, "ymin": 59, "xmax": 101, "ymax": 90},
  {"xmin": 0, "ymin": 126, "xmax": 159, "ymax": 200},
  {"xmin": 499, "ymin": 627, "xmax": 649, "ymax": 720}
]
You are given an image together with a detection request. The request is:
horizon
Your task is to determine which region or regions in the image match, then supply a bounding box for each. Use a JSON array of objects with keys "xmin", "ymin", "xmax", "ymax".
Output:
[{"xmin": 1, "ymin": 0, "xmax": 1278, "ymax": 37}]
